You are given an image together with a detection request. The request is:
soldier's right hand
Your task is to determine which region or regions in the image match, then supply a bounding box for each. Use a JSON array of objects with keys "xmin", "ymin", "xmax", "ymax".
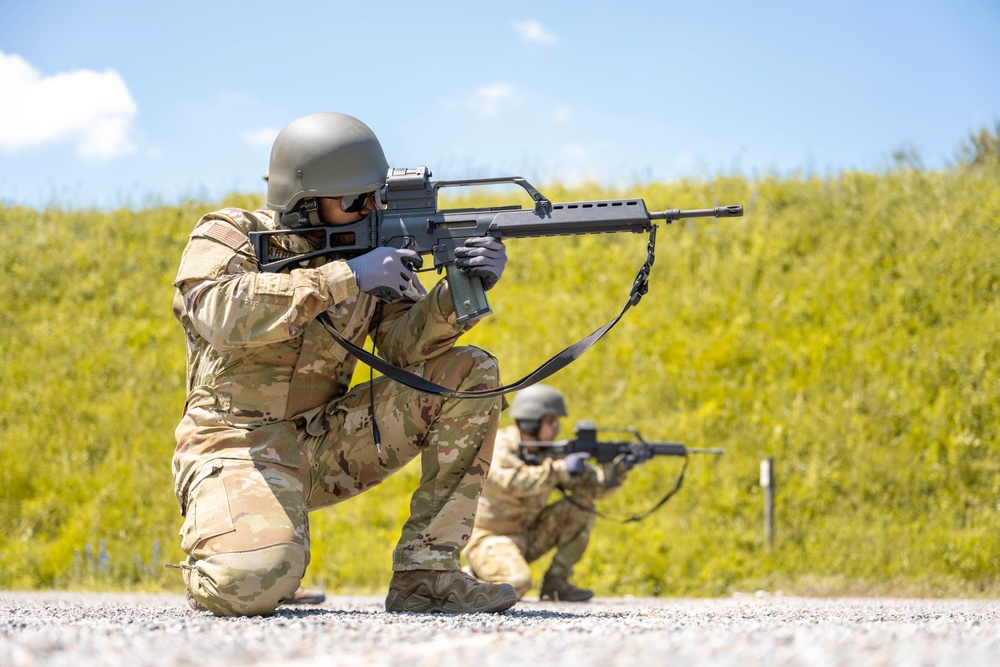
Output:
[
  {"xmin": 562, "ymin": 452, "xmax": 590, "ymax": 476},
  {"xmin": 345, "ymin": 247, "xmax": 424, "ymax": 303}
]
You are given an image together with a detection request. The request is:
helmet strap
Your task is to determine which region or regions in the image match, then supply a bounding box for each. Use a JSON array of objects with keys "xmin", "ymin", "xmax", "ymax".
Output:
[{"xmin": 279, "ymin": 197, "xmax": 322, "ymax": 229}]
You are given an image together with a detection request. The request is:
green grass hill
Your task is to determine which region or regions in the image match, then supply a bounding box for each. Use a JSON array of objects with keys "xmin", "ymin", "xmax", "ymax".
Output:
[{"xmin": 1, "ymin": 135, "xmax": 998, "ymax": 597}]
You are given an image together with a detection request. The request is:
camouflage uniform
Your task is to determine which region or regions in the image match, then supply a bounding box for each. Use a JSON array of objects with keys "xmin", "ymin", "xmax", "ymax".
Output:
[
  {"xmin": 463, "ymin": 425, "xmax": 625, "ymax": 598},
  {"xmin": 171, "ymin": 207, "xmax": 502, "ymax": 616}
]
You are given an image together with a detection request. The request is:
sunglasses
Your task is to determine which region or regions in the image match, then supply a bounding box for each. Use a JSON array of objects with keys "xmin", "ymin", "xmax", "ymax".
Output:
[{"xmin": 339, "ymin": 191, "xmax": 376, "ymax": 213}]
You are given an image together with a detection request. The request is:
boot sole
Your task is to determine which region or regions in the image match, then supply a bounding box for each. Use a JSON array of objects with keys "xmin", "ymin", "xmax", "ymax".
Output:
[{"xmin": 386, "ymin": 585, "xmax": 517, "ymax": 614}]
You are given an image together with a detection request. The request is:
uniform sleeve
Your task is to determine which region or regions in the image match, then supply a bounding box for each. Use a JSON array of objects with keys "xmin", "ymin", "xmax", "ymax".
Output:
[
  {"xmin": 563, "ymin": 463, "xmax": 608, "ymax": 493},
  {"xmin": 590, "ymin": 458, "xmax": 632, "ymax": 499},
  {"xmin": 174, "ymin": 215, "xmax": 359, "ymax": 351},
  {"xmin": 368, "ymin": 277, "xmax": 475, "ymax": 367},
  {"xmin": 487, "ymin": 434, "xmax": 569, "ymax": 499}
]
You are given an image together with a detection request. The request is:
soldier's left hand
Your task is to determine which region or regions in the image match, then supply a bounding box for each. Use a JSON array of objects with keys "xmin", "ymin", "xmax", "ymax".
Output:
[
  {"xmin": 454, "ymin": 237, "xmax": 507, "ymax": 291},
  {"xmin": 621, "ymin": 444, "xmax": 653, "ymax": 470}
]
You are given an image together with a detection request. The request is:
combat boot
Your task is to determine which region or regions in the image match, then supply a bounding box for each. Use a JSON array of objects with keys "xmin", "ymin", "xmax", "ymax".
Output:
[
  {"xmin": 539, "ymin": 572, "xmax": 594, "ymax": 602},
  {"xmin": 385, "ymin": 569, "xmax": 518, "ymax": 614},
  {"xmin": 283, "ymin": 586, "xmax": 326, "ymax": 605},
  {"xmin": 186, "ymin": 590, "xmax": 209, "ymax": 612}
]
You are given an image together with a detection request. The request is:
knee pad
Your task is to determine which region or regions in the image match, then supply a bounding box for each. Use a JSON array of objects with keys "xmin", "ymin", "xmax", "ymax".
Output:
[
  {"xmin": 469, "ymin": 557, "xmax": 532, "ymax": 598},
  {"xmin": 466, "ymin": 540, "xmax": 532, "ymax": 599},
  {"xmin": 185, "ymin": 542, "xmax": 306, "ymax": 616},
  {"xmin": 506, "ymin": 569, "xmax": 533, "ymax": 599}
]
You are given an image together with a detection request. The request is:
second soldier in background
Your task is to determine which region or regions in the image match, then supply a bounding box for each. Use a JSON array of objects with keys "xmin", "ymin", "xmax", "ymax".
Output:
[{"xmin": 463, "ymin": 384, "xmax": 647, "ymax": 601}]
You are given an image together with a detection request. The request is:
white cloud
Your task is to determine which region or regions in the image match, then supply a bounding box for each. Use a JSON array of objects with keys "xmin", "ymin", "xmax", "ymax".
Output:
[
  {"xmin": 0, "ymin": 51, "xmax": 137, "ymax": 162},
  {"xmin": 470, "ymin": 84, "xmax": 520, "ymax": 117},
  {"xmin": 240, "ymin": 127, "xmax": 279, "ymax": 148},
  {"xmin": 512, "ymin": 20, "xmax": 558, "ymax": 44}
]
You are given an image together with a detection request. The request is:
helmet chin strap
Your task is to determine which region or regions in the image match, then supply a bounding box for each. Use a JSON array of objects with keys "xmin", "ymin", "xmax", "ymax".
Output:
[{"xmin": 279, "ymin": 197, "xmax": 322, "ymax": 229}]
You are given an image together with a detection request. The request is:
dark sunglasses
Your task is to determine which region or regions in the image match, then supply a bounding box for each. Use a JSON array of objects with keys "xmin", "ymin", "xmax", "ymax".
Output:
[{"xmin": 339, "ymin": 191, "xmax": 375, "ymax": 213}]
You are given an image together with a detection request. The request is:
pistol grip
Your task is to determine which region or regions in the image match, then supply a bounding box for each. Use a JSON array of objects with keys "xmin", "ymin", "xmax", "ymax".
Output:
[{"xmin": 446, "ymin": 264, "xmax": 492, "ymax": 323}]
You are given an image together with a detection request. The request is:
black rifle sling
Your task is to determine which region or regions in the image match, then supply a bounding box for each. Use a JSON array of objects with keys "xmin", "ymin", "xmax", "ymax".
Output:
[
  {"xmin": 317, "ymin": 227, "xmax": 657, "ymax": 400},
  {"xmin": 557, "ymin": 454, "xmax": 689, "ymax": 524}
]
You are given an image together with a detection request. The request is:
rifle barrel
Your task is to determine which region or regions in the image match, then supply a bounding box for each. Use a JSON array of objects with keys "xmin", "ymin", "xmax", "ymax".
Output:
[
  {"xmin": 650, "ymin": 205, "xmax": 743, "ymax": 221},
  {"xmin": 648, "ymin": 443, "xmax": 687, "ymax": 456},
  {"xmin": 647, "ymin": 444, "xmax": 726, "ymax": 456}
]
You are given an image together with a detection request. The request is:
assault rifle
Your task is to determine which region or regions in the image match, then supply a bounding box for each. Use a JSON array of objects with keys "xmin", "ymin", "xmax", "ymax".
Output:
[
  {"xmin": 518, "ymin": 421, "xmax": 725, "ymax": 466},
  {"xmin": 250, "ymin": 167, "xmax": 743, "ymax": 323},
  {"xmin": 519, "ymin": 420, "xmax": 725, "ymax": 522}
]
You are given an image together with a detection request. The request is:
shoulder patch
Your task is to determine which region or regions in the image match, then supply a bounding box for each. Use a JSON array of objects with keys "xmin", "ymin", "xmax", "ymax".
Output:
[{"xmin": 201, "ymin": 220, "xmax": 248, "ymax": 250}]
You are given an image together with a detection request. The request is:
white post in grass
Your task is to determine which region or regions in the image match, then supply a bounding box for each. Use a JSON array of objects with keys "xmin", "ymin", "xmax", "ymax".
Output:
[{"xmin": 761, "ymin": 457, "xmax": 775, "ymax": 549}]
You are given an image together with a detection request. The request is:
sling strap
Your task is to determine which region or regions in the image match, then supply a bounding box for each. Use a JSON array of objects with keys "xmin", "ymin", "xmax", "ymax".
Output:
[
  {"xmin": 556, "ymin": 454, "xmax": 689, "ymax": 524},
  {"xmin": 317, "ymin": 227, "xmax": 657, "ymax": 399}
]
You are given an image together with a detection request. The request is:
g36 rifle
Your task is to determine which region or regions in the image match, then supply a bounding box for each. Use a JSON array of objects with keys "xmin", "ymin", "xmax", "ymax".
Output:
[
  {"xmin": 250, "ymin": 167, "xmax": 742, "ymax": 399},
  {"xmin": 519, "ymin": 420, "xmax": 725, "ymax": 522}
]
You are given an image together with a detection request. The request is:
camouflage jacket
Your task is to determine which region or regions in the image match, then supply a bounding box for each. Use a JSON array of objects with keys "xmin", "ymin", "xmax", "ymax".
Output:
[
  {"xmin": 171, "ymin": 207, "xmax": 475, "ymax": 499},
  {"xmin": 473, "ymin": 425, "xmax": 624, "ymax": 535}
]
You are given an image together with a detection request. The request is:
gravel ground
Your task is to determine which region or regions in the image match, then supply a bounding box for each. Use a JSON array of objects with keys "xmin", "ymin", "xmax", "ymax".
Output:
[{"xmin": 2, "ymin": 591, "xmax": 999, "ymax": 667}]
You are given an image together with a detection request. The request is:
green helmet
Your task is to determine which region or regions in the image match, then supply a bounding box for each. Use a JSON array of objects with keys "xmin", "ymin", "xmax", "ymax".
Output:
[
  {"xmin": 510, "ymin": 384, "xmax": 568, "ymax": 421},
  {"xmin": 266, "ymin": 112, "xmax": 390, "ymax": 213}
]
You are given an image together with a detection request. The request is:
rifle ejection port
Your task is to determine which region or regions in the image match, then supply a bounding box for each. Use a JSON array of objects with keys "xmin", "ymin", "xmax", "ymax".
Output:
[{"xmin": 434, "ymin": 219, "xmax": 478, "ymax": 229}]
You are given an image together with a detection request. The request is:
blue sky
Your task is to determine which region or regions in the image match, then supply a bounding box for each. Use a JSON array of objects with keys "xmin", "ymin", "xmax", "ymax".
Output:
[{"xmin": 1, "ymin": 0, "xmax": 998, "ymax": 209}]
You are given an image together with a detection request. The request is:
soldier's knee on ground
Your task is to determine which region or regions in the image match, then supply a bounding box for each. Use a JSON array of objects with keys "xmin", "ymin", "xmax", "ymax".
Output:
[
  {"xmin": 467, "ymin": 551, "xmax": 532, "ymax": 599},
  {"xmin": 184, "ymin": 542, "xmax": 306, "ymax": 617},
  {"xmin": 468, "ymin": 563, "xmax": 531, "ymax": 599},
  {"xmin": 505, "ymin": 569, "xmax": 533, "ymax": 599}
]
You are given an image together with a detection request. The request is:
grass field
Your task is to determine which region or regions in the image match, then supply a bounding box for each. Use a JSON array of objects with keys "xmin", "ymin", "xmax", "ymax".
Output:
[{"xmin": 1, "ymin": 131, "xmax": 997, "ymax": 597}]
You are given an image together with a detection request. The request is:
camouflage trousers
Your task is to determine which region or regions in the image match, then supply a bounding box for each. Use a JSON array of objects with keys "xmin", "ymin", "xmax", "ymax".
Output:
[
  {"xmin": 175, "ymin": 346, "xmax": 501, "ymax": 616},
  {"xmin": 463, "ymin": 493, "xmax": 597, "ymax": 599}
]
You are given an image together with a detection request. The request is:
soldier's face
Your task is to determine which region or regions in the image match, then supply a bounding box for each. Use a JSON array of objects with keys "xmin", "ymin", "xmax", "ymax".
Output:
[
  {"xmin": 318, "ymin": 195, "xmax": 375, "ymax": 226},
  {"xmin": 539, "ymin": 414, "xmax": 560, "ymax": 441}
]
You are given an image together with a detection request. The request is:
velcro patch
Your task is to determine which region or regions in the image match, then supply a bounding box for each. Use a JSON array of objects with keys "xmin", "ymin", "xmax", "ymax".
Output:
[{"xmin": 202, "ymin": 221, "xmax": 248, "ymax": 250}]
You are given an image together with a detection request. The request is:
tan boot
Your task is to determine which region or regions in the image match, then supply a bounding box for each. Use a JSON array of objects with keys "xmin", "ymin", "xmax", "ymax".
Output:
[
  {"xmin": 186, "ymin": 590, "xmax": 209, "ymax": 612},
  {"xmin": 539, "ymin": 572, "xmax": 594, "ymax": 602},
  {"xmin": 385, "ymin": 569, "xmax": 518, "ymax": 614},
  {"xmin": 283, "ymin": 586, "xmax": 326, "ymax": 605}
]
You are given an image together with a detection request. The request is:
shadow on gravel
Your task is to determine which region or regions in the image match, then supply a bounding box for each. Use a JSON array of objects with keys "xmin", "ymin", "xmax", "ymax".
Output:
[
  {"xmin": 505, "ymin": 609, "xmax": 590, "ymax": 620},
  {"xmin": 264, "ymin": 608, "xmax": 589, "ymax": 620},
  {"xmin": 269, "ymin": 608, "xmax": 378, "ymax": 619}
]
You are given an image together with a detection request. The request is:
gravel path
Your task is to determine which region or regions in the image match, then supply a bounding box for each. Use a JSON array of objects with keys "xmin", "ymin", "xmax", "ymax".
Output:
[{"xmin": 2, "ymin": 591, "xmax": 999, "ymax": 666}]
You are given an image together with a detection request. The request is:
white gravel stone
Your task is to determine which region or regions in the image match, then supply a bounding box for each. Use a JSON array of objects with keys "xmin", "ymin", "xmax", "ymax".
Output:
[{"xmin": 2, "ymin": 591, "xmax": 999, "ymax": 666}]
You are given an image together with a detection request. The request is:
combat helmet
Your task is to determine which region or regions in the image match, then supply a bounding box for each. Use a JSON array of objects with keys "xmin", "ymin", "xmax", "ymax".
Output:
[
  {"xmin": 266, "ymin": 112, "xmax": 389, "ymax": 227},
  {"xmin": 510, "ymin": 384, "xmax": 568, "ymax": 421}
]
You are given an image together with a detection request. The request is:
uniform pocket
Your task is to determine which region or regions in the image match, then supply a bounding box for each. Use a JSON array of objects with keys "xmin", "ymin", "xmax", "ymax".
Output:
[{"xmin": 180, "ymin": 463, "xmax": 237, "ymax": 556}]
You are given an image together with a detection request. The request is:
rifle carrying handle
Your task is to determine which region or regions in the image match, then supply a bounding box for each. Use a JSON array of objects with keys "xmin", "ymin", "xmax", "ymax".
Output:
[{"xmin": 446, "ymin": 264, "xmax": 492, "ymax": 323}]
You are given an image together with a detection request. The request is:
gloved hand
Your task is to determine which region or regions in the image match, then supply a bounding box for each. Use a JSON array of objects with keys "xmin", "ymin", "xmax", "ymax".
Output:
[
  {"xmin": 345, "ymin": 247, "xmax": 423, "ymax": 303},
  {"xmin": 453, "ymin": 237, "xmax": 507, "ymax": 291},
  {"xmin": 562, "ymin": 452, "xmax": 590, "ymax": 476},
  {"xmin": 620, "ymin": 444, "xmax": 653, "ymax": 470}
]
